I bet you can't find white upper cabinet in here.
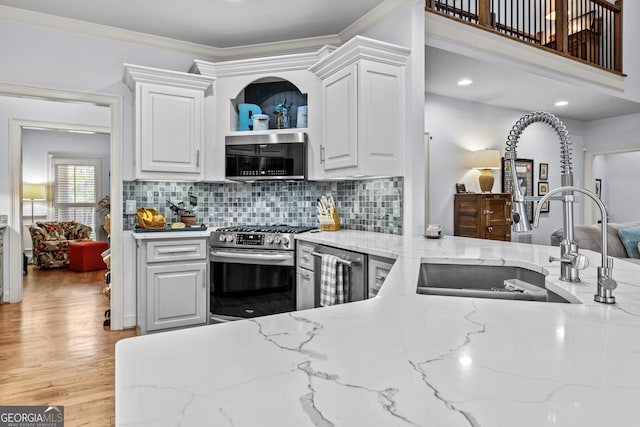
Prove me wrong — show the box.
[310,36,410,178]
[124,64,215,181]
[191,51,327,181]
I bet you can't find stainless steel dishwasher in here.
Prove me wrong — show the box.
[311,244,367,306]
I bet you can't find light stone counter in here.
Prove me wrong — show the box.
[130,228,211,240]
[116,230,640,426]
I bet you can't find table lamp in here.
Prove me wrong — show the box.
[23,183,46,223]
[472,150,501,193]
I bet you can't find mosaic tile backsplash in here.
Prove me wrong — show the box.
[123,177,403,234]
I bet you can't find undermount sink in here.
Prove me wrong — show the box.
[416,259,571,303]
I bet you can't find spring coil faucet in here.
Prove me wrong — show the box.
[504,111,616,303]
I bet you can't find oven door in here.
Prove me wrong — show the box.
[210,248,295,319]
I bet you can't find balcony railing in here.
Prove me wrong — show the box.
[426,0,623,73]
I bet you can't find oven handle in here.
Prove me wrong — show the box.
[210,249,294,266]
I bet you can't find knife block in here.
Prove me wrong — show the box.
[319,210,341,231]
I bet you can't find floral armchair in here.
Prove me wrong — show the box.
[29,221,92,269]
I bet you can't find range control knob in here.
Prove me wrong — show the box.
[218,234,227,242]
[274,236,281,245]
[225,234,234,242]
[265,235,274,244]
[281,236,290,248]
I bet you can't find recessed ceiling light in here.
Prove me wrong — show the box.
[457,79,473,86]
[555,100,568,106]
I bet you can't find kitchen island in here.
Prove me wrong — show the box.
[116,230,640,426]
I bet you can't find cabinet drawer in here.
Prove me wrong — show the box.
[296,241,315,270]
[483,225,511,241]
[146,239,207,263]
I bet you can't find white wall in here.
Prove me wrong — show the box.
[0,97,111,213]
[23,128,111,193]
[583,113,640,224]
[621,1,640,102]
[362,0,426,236]
[0,20,213,322]
[0,20,214,184]
[425,93,587,245]
[593,151,640,223]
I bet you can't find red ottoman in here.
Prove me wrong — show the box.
[69,241,109,272]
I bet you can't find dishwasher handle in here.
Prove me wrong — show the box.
[311,251,358,268]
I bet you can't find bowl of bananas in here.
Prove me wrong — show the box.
[136,208,167,229]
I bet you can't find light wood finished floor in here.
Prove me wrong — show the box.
[0,266,136,426]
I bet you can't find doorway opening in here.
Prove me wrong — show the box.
[2,83,125,330]
[585,147,640,225]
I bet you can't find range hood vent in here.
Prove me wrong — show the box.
[225,130,307,145]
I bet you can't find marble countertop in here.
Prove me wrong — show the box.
[130,228,211,240]
[116,231,640,426]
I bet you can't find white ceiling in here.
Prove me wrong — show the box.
[1,0,639,121]
[426,46,640,121]
[0,0,387,48]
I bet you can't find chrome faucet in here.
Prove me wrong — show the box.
[535,187,617,304]
[505,111,583,282]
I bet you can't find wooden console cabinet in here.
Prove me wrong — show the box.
[454,193,512,241]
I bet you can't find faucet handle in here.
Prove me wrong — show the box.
[570,253,589,270]
[599,276,618,291]
[549,252,589,270]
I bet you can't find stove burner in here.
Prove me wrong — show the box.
[216,225,315,234]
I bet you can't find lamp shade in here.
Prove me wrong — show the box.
[472,149,501,170]
[472,150,501,193]
[23,183,46,200]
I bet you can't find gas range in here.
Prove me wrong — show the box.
[210,225,315,250]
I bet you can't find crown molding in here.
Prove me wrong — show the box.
[0,5,222,59]
[191,45,336,78]
[339,0,415,42]
[309,36,410,79]
[123,63,215,93]
[0,2,411,64]
[212,35,340,61]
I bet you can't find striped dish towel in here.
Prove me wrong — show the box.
[319,254,345,306]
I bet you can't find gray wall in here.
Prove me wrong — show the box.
[426,94,587,245]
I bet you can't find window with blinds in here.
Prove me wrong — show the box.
[50,156,102,239]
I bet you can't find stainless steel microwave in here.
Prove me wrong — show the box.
[224,132,307,181]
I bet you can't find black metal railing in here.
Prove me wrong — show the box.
[426,0,623,73]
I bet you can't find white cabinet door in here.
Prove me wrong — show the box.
[138,83,203,177]
[359,61,403,166]
[311,36,409,178]
[296,268,315,310]
[146,262,207,332]
[321,63,358,171]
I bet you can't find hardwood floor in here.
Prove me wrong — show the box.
[0,266,136,426]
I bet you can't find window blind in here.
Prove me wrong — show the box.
[50,157,102,239]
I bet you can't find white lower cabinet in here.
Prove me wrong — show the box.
[296,241,316,310]
[145,262,207,332]
[367,255,395,298]
[296,269,315,310]
[135,235,209,334]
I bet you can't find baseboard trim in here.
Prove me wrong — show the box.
[123,314,137,329]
